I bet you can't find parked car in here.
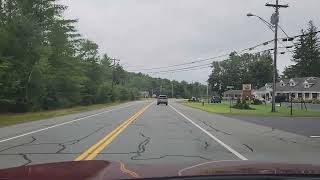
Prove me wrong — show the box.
[211,96,221,103]
[157,95,168,105]
[188,97,199,102]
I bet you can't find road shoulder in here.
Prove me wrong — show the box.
[0,101,142,141]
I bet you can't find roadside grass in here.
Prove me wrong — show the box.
[183,101,320,117]
[0,101,125,127]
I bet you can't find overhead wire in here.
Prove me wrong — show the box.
[147,63,212,74]
[128,39,275,72]
[150,66,211,74]
[127,30,320,74]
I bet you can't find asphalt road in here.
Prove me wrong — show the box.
[1,99,320,170]
[224,115,320,137]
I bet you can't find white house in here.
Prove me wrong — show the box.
[252,83,273,101]
[253,77,320,101]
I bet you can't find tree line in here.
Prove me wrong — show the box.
[208,52,273,95]
[0,0,206,112]
[208,21,320,95]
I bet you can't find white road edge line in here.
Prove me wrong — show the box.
[0,102,140,144]
[169,104,248,161]
[178,160,241,176]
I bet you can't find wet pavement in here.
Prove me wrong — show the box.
[0,100,320,169]
[223,115,320,137]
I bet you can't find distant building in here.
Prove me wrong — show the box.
[253,77,320,100]
[140,91,149,98]
[252,83,273,101]
[223,90,242,99]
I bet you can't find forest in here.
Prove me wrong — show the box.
[0,0,206,112]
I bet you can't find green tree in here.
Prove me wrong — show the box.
[208,52,273,95]
[284,21,320,78]
[0,0,208,112]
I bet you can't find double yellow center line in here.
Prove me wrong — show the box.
[75,102,153,161]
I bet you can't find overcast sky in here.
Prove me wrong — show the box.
[61,0,320,84]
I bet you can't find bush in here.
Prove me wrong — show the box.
[291,99,320,104]
[118,87,129,101]
[96,83,112,103]
[0,99,29,112]
[232,99,255,110]
[275,95,287,103]
[312,99,320,104]
[304,99,313,103]
[252,99,262,105]
[81,94,95,105]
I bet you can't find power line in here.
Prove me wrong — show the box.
[147,63,212,74]
[129,40,275,72]
[149,43,298,74]
[128,30,320,73]
[150,66,211,74]
[146,45,297,75]
[128,54,228,71]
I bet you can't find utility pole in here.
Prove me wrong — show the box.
[171,83,174,98]
[266,0,288,112]
[111,58,120,91]
[206,83,209,104]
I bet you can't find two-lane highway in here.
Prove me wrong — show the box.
[1,99,320,170]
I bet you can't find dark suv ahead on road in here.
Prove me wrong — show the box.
[157,95,168,105]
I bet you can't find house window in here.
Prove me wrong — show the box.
[312,93,317,99]
[305,93,310,99]
[289,79,296,86]
[305,84,309,88]
[298,93,302,98]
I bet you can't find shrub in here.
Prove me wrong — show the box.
[118,87,129,101]
[291,99,320,104]
[312,99,320,104]
[96,83,112,103]
[275,95,287,103]
[81,94,95,105]
[304,99,313,103]
[232,99,255,110]
[252,99,262,105]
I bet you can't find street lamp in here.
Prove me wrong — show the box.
[247,13,274,32]
[247,12,278,112]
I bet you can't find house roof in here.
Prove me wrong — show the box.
[255,83,272,91]
[276,77,320,92]
[257,77,320,92]
[224,90,242,95]
[257,86,267,91]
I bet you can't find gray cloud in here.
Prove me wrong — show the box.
[62,0,320,83]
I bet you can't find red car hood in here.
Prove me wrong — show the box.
[1,160,320,180]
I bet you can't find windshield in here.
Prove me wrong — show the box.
[1,0,320,179]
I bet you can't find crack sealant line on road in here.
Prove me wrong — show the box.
[0,102,143,144]
[169,104,248,161]
[310,136,320,138]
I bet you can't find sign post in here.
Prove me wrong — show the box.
[227,86,234,113]
[242,84,252,100]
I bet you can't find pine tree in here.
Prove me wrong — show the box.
[284,21,320,77]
